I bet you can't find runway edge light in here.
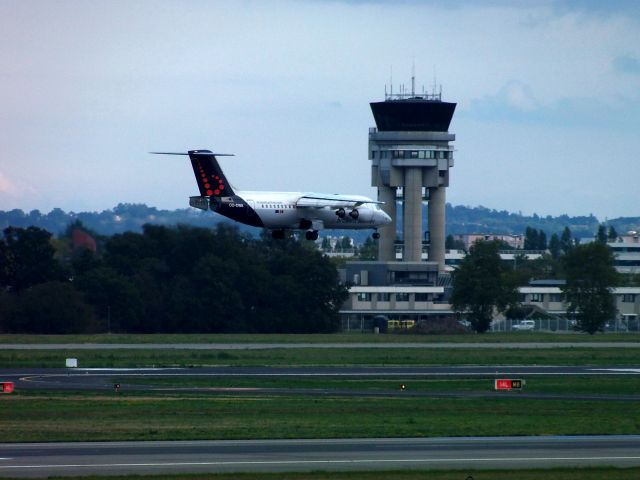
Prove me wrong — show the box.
[1,382,14,393]
[494,379,524,391]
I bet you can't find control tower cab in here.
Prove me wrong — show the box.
[369,85,456,270]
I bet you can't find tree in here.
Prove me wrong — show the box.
[445,234,466,251]
[595,225,608,244]
[561,242,619,334]
[0,227,66,290]
[548,233,562,259]
[0,281,96,333]
[608,226,618,242]
[560,227,574,255]
[538,230,547,250]
[358,237,378,260]
[451,241,518,333]
[524,227,539,250]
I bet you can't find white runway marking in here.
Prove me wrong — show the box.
[2,456,640,470]
[591,368,640,373]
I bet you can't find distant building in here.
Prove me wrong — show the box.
[452,233,524,250]
[339,271,640,332]
[608,232,640,274]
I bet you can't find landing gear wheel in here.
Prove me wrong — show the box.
[372,231,380,240]
[305,230,319,241]
[336,208,346,218]
[349,209,359,220]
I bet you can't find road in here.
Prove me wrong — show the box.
[1,436,640,477]
[1,342,640,349]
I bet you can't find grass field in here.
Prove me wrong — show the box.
[2,346,640,367]
[1,332,639,344]
[3,391,640,442]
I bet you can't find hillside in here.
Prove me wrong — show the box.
[1,203,639,243]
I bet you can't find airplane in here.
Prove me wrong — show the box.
[152,149,391,240]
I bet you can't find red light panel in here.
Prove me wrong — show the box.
[494,379,523,390]
[1,382,14,393]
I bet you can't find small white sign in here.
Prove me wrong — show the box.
[65,358,78,368]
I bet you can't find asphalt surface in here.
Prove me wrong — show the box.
[2,436,640,477]
[2,341,640,349]
[3,365,640,400]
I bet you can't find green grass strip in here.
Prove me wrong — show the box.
[2,346,640,368]
[3,393,640,442]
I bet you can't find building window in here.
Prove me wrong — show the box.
[549,293,563,302]
[530,293,544,302]
[371,151,376,159]
[622,294,636,303]
[395,292,410,302]
[378,292,391,302]
[356,292,371,302]
[415,293,429,302]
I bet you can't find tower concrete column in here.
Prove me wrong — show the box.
[428,186,446,271]
[403,167,423,262]
[377,186,396,262]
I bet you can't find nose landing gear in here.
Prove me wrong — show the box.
[372,230,380,240]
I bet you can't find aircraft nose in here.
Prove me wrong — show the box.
[380,211,392,225]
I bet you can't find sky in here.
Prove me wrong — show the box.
[1,0,639,219]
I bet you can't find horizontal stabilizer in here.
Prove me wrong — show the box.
[189,196,209,210]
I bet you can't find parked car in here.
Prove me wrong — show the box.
[512,320,535,331]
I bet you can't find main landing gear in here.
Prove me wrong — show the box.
[305,230,319,241]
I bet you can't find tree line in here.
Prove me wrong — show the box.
[450,238,620,334]
[0,224,347,334]
[4,203,639,243]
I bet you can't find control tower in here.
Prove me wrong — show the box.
[369,84,456,269]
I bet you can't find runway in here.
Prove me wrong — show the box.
[3,365,640,400]
[1,436,640,477]
[2,341,640,349]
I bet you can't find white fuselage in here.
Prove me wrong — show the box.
[238,190,389,230]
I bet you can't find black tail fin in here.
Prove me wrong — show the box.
[187,150,235,197]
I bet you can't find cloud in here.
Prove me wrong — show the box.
[0,171,18,195]
[614,55,640,75]
[465,79,640,131]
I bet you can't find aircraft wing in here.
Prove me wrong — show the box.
[296,193,383,209]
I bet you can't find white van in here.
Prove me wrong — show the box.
[513,320,535,331]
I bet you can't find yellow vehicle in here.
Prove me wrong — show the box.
[387,320,400,330]
[387,319,415,330]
